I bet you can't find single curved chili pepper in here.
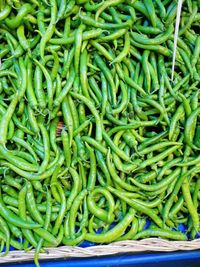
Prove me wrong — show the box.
[107,150,138,191]
[0,93,18,145]
[26,181,44,226]
[138,131,168,151]
[50,28,104,45]
[129,168,181,192]
[111,32,130,64]
[179,5,198,36]
[138,141,181,156]
[79,12,133,29]
[5,4,33,29]
[61,130,71,168]
[66,167,81,211]
[56,0,67,21]
[191,36,200,67]
[143,0,157,27]
[191,91,199,111]
[157,158,182,180]
[0,154,64,181]
[69,189,87,239]
[71,92,103,142]
[26,105,40,134]
[94,53,117,106]
[178,48,193,77]
[34,188,52,266]
[18,184,38,248]
[112,80,128,115]
[33,59,53,110]
[98,29,127,42]
[0,216,10,255]
[184,107,200,149]
[130,39,171,56]
[54,67,75,107]
[38,123,50,173]
[80,48,90,99]
[141,50,151,93]
[52,183,66,236]
[132,25,173,46]
[62,46,74,78]
[17,57,27,100]
[137,144,182,171]
[117,216,138,241]
[50,165,61,203]
[133,228,187,241]
[0,5,11,21]
[85,208,135,243]
[84,143,96,191]
[182,166,199,237]
[95,0,124,21]
[17,25,31,55]
[169,196,184,219]
[40,0,57,60]
[109,185,164,228]
[26,58,38,110]
[2,184,18,199]
[74,24,86,75]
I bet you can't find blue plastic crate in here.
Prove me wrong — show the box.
[1,250,200,267]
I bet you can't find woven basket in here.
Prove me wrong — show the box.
[1,238,200,264]
[1,0,198,264]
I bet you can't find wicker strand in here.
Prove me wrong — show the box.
[1,239,200,263]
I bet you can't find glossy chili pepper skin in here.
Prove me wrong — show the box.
[0,0,199,262]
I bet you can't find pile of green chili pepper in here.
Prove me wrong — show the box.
[0,0,200,265]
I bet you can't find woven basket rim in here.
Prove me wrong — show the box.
[1,238,200,264]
